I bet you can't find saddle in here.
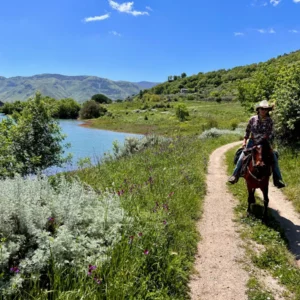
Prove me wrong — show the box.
[234,146,277,178]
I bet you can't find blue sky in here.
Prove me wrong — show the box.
[0,0,300,82]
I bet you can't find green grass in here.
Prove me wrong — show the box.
[85,100,248,136]
[42,135,237,299]
[278,148,300,213]
[226,147,300,300]
[247,277,274,300]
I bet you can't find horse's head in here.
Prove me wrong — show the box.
[251,140,272,178]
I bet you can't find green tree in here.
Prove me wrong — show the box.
[91,94,112,104]
[0,92,69,176]
[79,100,107,119]
[54,98,81,119]
[181,72,187,79]
[273,64,300,145]
[175,104,189,122]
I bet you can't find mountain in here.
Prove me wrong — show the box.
[0,74,159,103]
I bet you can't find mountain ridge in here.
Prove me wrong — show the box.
[0,74,159,103]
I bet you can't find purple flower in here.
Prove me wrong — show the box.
[138,232,143,237]
[163,204,169,211]
[163,220,167,225]
[10,266,20,273]
[87,271,92,276]
[94,277,102,284]
[88,265,97,271]
[144,249,149,255]
[48,217,55,222]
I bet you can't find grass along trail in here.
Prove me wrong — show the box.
[256,178,300,267]
[189,141,248,300]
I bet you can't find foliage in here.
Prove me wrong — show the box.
[109,135,168,160]
[52,98,81,119]
[91,94,112,104]
[273,64,300,145]
[199,127,243,139]
[1,97,81,119]
[175,103,189,121]
[181,73,187,79]
[79,100,107,119]
[0,92,69,177]
[0,175,127,297]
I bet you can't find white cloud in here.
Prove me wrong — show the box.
[108,0,149,16]
[258,28,276,34]
[289,29,299,33]
[109,30,122,36]
[270,0,281,6]
[83,13,110,23]
[146,6,153,11]
[234,32,244,36]
[293,0,300,3]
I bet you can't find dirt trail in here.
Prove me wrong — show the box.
[189,141,248,300]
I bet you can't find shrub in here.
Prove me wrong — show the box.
[273,64,300,145]
[79,100,107,119]
[91,94,112,104]
[199,128,243,139]
[109,135,167,160]
[0,176,128,296]
[175,104,189,122]
[230,118,239,130]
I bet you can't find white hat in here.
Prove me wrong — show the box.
[255,100,273,111]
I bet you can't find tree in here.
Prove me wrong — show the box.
[175,104,189,122]
[273,64,300,145]
[181,72,187,79]
[53,98,81,119]
[79,100,107,119]
[0,92,69,176]
[91,94,112,104]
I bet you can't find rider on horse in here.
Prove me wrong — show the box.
[228,100,285,189]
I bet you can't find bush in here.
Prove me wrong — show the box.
[199,128,243,139]
[79,100,107,119]
[230,118,239,130]
[53,98,81,119]
[91,94,112,104]
[0,176,128,296]
[273,64,300,145]
[175,104,189,122]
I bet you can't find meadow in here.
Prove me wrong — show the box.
[1,98,299,299]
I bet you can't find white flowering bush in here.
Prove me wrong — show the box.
[199,127,243,140]
[0,175,128,295]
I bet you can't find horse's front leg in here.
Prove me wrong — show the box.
[247,185,255,216]
[262,185,269,223]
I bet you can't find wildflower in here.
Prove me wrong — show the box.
[144,249,149,255]
[163,204,169,211]
[138,232,143,237]
[48,217,55,222]
[10,266,20,273]
[88,265,97,275]
[163,220,167,225]
[129,236,134,244]
[94,277,102,284]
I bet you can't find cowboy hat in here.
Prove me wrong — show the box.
[255,100,273,111]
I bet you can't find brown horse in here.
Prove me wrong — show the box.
[244,139,273,222]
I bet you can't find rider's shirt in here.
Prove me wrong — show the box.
[244,115,274,143]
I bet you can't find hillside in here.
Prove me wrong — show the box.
[0,74,159,103]
[149,50,300,100]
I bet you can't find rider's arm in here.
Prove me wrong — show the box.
[243,117,252,147]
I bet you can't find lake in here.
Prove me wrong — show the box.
[0,114,142,174]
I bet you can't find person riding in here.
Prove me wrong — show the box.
[228,100,285,188]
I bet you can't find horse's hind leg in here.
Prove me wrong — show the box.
[247,186,255,216]
[262,186,269,223]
